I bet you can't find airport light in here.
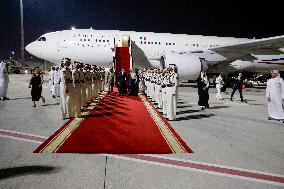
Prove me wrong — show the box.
[71,26,76,30]
[20,0,25,63]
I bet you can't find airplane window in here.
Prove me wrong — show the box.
[166,43,168,45]
[99,40,101,42]
[159,42,161,45]
[140,37,142,39]
[169,43,171,45]
[103,40,105,42]
[155,42,157,44]
[148,42,150,44]
[82,44,85,47]
[96,39,97,42]
[173,43,175,45]
[84,39,86,41]
[144,42,146,44]
[151,42,153,44]
[141,41,143,44]
[107,40,109,42]
[88,39,90,41]
[80,39,82,41]
[87,44,89,46]
[91,35,92,37]
[78,34,80,36]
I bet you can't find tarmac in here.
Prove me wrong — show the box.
[0,74,284,189]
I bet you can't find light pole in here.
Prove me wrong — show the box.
[20,0,25,63]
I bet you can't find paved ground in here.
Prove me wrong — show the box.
[0,74,283,189]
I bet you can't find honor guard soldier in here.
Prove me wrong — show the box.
[72,63,81,116]
[60,59,73,119]
[91,66,96,98]
[101,67,106,91]
[161,69,168,115]
[49,67,55,95]
[54,67,60,97]
[85,65,92,103]
[48,67,53,94]
[166,66,178,120]
[79,63,87,107]
[92,67,99,99]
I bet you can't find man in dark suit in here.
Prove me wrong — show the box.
[117,68,127,96]
[230,72,247,102]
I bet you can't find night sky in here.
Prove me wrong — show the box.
[0,0,283,59]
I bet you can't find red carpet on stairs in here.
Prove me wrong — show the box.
[34,88,192,154]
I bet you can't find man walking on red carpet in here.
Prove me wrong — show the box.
[118,68,127,96]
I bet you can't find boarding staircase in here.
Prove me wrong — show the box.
[114,47,131,76]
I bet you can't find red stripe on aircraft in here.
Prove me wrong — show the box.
[258,61,284,65]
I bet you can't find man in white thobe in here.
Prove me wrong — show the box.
[266,70,284,122]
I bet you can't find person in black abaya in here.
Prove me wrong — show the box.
[197,71,209,110]
[28,67,45,107]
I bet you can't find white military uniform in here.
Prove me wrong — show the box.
[50,70,56,97]
[53,69,60,97]
[79,68,87,107]
[85,70,92,103]
[215,75,224,100]
[161,74,168,115]
[166,72,178,120]
[48,69,53,93]
[72,68,81,117]
[0,62,9,98]
[60,67,73,119]
[266,76,284,120]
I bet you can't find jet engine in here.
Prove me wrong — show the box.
[161,53,205,80]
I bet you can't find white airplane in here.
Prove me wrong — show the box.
[25,28,284,80]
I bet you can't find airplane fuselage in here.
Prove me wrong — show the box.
[25,29,284,75]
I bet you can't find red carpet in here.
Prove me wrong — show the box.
[35,89,192,154]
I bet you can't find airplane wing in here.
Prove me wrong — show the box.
[210,35,284,61]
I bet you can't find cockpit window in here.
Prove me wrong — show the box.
[37,37,46,41]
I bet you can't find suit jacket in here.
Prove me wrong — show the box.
[118,72,127,86]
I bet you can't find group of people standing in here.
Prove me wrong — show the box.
[197,71,247,110]
[116,68,139,96]
[2,57,283,123]
[48,66,60,98]
[141,66,179,121]
[57,58,108,119]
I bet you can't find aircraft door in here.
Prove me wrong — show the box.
[122,35,130,47]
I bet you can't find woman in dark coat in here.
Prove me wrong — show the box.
[28,67,45,107]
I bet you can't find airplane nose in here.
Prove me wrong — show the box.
[25,44,31,52]
[25,42,36,55]
[25,43,32,53]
